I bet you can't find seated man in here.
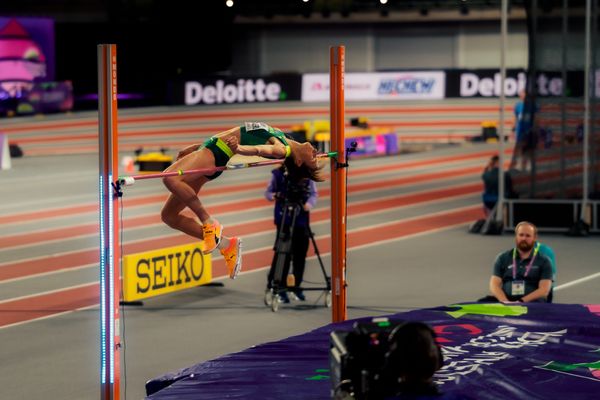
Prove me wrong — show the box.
[487,221,553,303]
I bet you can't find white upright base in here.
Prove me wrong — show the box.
[0,133,12,170]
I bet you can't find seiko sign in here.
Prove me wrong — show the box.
[134,249,205,294]
[185,79,282,105]
[460,72,527,97]
[122,243,212,301]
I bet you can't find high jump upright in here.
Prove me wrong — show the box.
[98,44,121,400]
[96,44,347,398]
[330,46,347,323]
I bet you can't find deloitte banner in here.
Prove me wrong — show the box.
[446,69,527,98]
[446,69,589,98]
[302,71,446,102]
[170,75,302,106]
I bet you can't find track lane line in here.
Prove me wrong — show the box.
[0,148,497,225]
[554,272,600,291]
[0,182,482,280]
[3,105,514,134]
[0,190,477,286]
[0,205,481,329]
[11,117,512,143]
[0,163,484,249]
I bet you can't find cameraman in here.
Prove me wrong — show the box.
[333,321,461,400]
[264,165,318,303]
[382,322,444,399]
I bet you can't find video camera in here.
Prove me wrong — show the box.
[282,175,310,205]
[330,318,405,400]
[330,318,443,400]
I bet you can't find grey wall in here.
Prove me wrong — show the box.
[376,31,456,70]
[230,21,528,75]
[534,32,589,70]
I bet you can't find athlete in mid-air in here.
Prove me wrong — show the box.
[161,122,324,279]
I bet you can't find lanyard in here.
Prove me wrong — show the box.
[512,242,540,280]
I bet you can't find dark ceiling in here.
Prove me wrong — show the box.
[2,0,581,24]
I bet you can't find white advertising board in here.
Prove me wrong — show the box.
[302,71,445,102]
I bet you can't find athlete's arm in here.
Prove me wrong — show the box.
[177,143,202,160]
[236,143,287,158]
[224,135,287,158]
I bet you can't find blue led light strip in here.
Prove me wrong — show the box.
[108,173,114,384]
[99,175,107,384]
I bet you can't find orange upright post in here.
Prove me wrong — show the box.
[98,44,121,400]
[330,46,347,323]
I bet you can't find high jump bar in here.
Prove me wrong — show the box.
[117,152,337,186]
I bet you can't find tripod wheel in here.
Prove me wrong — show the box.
[325,291,332,308]
[264,289,273,307]
[271,294,279,312]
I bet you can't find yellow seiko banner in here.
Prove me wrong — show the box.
[122,243,212,302]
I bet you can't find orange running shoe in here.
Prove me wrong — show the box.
[220,237,242,279]
[202,219,223,254]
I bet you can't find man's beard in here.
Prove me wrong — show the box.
[518,241,534,252]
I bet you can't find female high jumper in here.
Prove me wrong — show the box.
[161,122,324,280]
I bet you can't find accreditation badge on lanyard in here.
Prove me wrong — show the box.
[512,280,525,296]
[511,243,540,296]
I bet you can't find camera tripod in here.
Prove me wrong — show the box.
[263,199,332,312]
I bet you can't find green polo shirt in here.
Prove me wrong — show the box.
[493,248,553,299]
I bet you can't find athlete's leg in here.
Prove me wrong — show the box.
[162,145,237,257]
[161,178,206,239]
[162,148,215,224]
[161,177,231,248]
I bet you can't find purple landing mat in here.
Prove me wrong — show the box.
[146,303,600,399]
